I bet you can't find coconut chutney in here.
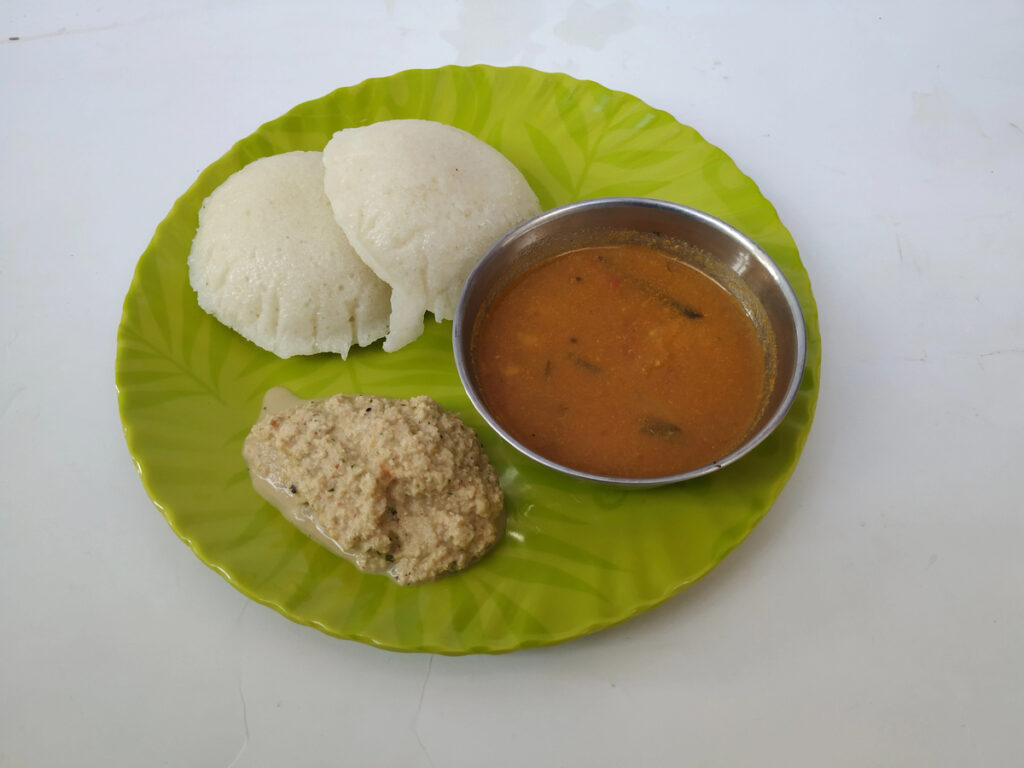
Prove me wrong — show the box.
[243,388,504,585]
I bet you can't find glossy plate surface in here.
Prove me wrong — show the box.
[116,65,821,654]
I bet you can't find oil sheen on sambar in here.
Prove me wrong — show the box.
[473,244,766,478]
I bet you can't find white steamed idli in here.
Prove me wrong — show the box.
[322,119,540,352]
[188,151,391,358]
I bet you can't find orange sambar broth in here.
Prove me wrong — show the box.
[472,244,766,478]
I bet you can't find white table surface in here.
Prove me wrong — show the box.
[3,1,1022,765]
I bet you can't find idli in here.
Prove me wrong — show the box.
[188,151,391,358]
[322,119,540,352]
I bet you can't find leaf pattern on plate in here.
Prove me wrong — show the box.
[116,65,821,654]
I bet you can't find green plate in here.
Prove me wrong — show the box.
[116,65,820,654]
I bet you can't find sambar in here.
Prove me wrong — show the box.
[473,244,766,478]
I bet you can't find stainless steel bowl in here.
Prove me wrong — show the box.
[453,197,806,487]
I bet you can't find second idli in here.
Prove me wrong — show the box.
[322,119,540,352]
